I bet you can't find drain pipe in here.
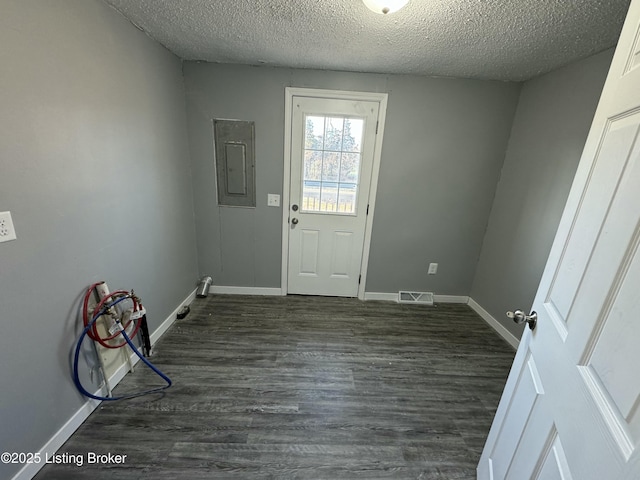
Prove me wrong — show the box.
[196,276,213,298]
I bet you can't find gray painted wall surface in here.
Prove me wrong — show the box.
[470,49,614,339]
[184,64,520,294]
[0,1,197,478]
[366,76,519,294]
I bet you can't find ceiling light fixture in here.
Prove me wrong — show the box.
[362,0,409,15]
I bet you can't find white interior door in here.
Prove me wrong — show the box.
[286,94,380,297]
[479,2,640,479]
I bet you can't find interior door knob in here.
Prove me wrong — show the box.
[291,218,299,225]
[507,309,537,330]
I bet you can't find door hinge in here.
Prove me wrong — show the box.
[375,121,379,134]
[358,274,361,284]
[366,204,369,215]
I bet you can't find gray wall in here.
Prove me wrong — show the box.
[0,1,197,478]
[470,49,614,339]
[184,64,521,294]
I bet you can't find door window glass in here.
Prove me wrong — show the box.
[302,115,363,214]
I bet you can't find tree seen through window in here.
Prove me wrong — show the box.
[303,116,363,213]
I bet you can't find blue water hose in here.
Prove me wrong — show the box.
[73,295,172,401]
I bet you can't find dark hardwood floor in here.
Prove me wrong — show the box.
[35,295,515,479]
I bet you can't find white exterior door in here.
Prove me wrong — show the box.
[479,2,640,479]
[286,93,382,297]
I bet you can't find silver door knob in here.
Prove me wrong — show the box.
[507,309,537,330]
[291,218,299,225]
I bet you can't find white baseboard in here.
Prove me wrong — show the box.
[363,292,469,304]
[12,288,197,480]
[211,289,467,304]
[211,285,284,296]
[434,295,469,304]
[363,293,519,349]
[11,396,101,480]
[363,292,398,302]
[468,297,520,350]
[150,288,197,343]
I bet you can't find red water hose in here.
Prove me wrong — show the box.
[82,282,102,342]
[82,284,142,349]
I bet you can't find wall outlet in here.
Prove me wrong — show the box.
[428,262,438,275]
[0,211,17,243]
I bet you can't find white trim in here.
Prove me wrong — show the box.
[363,292,469,304]
[434,295,469,304]
[285,87,389,102]
[363,292,399,302]
[11,397,100,480]
[210,285,284,296]
[151,288,197,343]
[467,297,520,350]
[11,288,197,480]
[358,93,388,300]
[281,87,389,300]
[280,88,294,297]
[363,293,519,348]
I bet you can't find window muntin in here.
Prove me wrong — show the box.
[302,115,364,214]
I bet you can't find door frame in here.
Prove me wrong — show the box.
[280,87,388,299]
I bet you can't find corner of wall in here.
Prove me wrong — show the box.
[468,298,520,350]
[469,82,523,300]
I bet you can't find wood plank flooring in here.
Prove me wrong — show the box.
[34,295,515,479]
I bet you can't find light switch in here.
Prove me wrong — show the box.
[267,194,280,207]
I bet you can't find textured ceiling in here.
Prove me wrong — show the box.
[103,0,631,81]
